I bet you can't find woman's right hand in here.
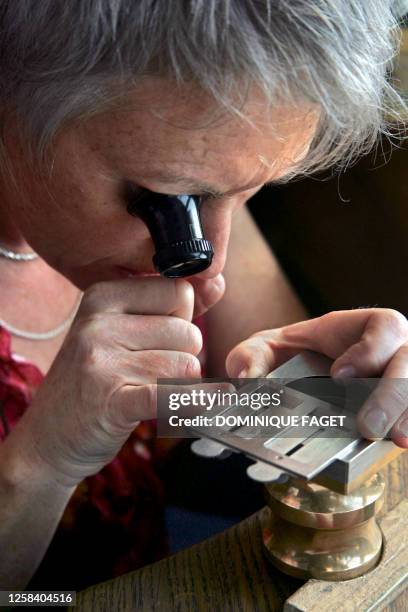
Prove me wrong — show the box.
[3,277,210,488]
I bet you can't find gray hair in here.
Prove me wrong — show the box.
[0,0,406,178]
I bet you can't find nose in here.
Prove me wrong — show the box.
[189,200,233,281]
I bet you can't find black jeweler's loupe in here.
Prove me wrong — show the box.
[127,190,214,278]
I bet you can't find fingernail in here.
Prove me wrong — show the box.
[247,365,264,378]
[333,364,357,379]
[362,406,388,437]
[237,368,248,378]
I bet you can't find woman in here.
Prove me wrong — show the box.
[0,0,407,591]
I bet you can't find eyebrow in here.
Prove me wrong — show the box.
[137,172,276,198]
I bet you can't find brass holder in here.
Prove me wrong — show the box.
[262,472,385,581]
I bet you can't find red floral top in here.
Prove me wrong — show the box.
[0,325,175,591]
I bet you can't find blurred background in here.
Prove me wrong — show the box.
[248,26,408,317]
[249,136,408,317]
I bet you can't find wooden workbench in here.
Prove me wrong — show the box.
[72,451,407,612]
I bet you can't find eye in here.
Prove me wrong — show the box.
[196,193,217,205]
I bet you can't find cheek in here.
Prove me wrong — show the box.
[21,172,151,267]
[47,165,149,245]
[199,199,238,277]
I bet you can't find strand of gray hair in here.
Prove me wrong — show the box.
[0,0,406,178]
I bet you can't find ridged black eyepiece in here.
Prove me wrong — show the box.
[127,191,214,278]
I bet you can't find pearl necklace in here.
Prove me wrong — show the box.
[0,296,82,341]
[0,242,81,340]
[0,244,39,261]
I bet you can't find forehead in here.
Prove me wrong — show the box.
[78,79,318,192]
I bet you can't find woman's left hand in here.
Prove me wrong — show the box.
[226,308,408,448]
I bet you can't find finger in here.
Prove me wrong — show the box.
[226,311,372,378]
[111,380,234,426]
[79,277,194,320]
[227,309,408,378]
[389,409,408,448]
[356,344,408,443]
[102,315,203,355]
[118,350,202,383]
[279,310,408,375]
[189,274,226,318]
[112,384,157,424]
[226,329,300,378]
[277,311,370,356]
[110,349,203,425]
[331,309,408,377]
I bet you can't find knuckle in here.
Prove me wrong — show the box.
[71,323,112,369]
[358,335,376,356]
[186,322,203,355]
[82,342,110,369]
[139,352,168,376]
[354,337,383,370]
[175,278,194,307]
[229,338,256,361]
[178,353,201,378]
[252,328,272,338]
[81,282,104,305]
[320,311,339,325]
[244,336,267,354]
[379,309,408,340]
[175,277,193,298]
[170,318,202,354]
[80,282,112,312]
[73,314,106,339]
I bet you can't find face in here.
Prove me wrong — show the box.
[2,80,318,291]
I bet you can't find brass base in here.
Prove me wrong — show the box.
[263,473,385,581]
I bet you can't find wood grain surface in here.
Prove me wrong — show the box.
[73,451,407,612]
